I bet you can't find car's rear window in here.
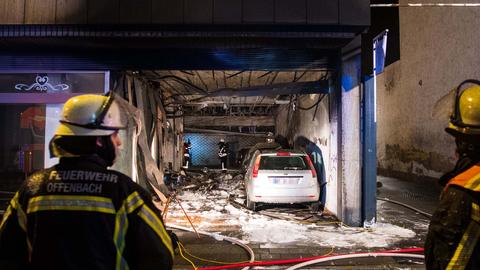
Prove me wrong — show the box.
[259,156,309,170]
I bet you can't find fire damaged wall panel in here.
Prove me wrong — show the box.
[163,117,183,171]
[242,0,274,23]
[213,0,242,24]
[275,94,336,218]
[275,0,306,24]
[306,0,338,24]
[152,0,184,24]
[185,0,213,24]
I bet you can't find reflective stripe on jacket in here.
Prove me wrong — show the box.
[446,164,480,192]
[445,202,480,270]
[425,164,480,270]
[0,156,173,270]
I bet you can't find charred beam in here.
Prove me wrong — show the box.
[184,116,274,127]
[184,127,267,137]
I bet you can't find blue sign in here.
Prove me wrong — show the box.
[374,30,388,76]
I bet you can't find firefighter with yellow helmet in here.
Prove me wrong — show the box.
[0,93,174,270]
[425,80,480,269]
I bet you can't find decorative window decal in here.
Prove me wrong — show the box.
[15,75,69,92]
[0,71,108,104]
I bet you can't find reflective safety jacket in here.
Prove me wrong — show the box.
[0,156,174,270]
[218,145,228,158]
[425,164,480,270]
[183,143,192,158]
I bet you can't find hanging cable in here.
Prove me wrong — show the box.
[377,197,433,218]
[312,97,320,121]
[167,224,255,270]
[178,241,256,265]
[178,241,199,269]
[151,73,209,95]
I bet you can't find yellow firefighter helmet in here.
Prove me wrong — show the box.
[447,80,480,136]
[55,93,125,136]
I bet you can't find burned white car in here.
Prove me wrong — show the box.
[244,149,320,211]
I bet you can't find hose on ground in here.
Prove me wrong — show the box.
[167,224,255,270]
[377,197,433,218]
[196,248,424,270]
[285,252,424,270]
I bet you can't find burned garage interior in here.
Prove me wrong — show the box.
[0,0,461,269]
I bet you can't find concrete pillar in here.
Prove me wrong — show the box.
[326,70,341,219]
[339,35,362,226]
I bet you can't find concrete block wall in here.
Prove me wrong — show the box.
[377,1,480,180]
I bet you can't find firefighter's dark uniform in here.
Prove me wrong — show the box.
[0,155,174,270]
[183,142,192,168]
[218,143,228,168]
[425,163,480,270]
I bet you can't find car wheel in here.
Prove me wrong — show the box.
[246,196,257,211]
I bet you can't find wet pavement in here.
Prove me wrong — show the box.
[376,176,441,250]
[167,171,441,270]
[0,170,441,269]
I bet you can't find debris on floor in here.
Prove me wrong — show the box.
[164,170,423,249]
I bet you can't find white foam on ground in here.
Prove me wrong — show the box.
[173,189,417,248]
[235,212,415,247]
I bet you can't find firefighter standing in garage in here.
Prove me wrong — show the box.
[218,139,228,171]
[182,139,192,169]
[425,80,480,269]
[0,93,174,270]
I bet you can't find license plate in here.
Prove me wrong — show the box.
[271,178,299,184]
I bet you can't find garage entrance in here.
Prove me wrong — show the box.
[0,1,372,226]
[105,56,365,226]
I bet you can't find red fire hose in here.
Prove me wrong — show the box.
[196,247,424,270]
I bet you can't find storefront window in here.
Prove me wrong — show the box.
[0,104,46,191]
[0,71,109,194]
